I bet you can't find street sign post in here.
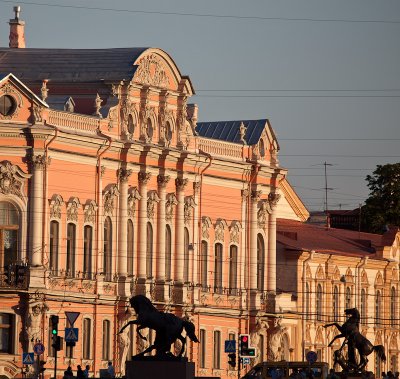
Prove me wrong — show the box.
[33,343,45,355]
[22,352,35,365]
[65,312,80,326]
[306,351,318,364]
[224,340,236,353]
[65,328,79,342]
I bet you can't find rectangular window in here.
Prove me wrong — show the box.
[102,320,111,360]
[229,245,238,295]
[66,223,76,277]
[49,221,59,275]
[83,226,92,279]
[199,329,206,368]
[213,330,221,369]
[214,244,223,294]
[48,317,55,357]
[0,313,14,353]
[200,241,208,291]
[228,332,236,371]
[83,318,91,359]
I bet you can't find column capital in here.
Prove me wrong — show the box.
[30,154,50,170]
[241,189,249,201]
[157,174,170,188]
[138,171,151,185]
[268,192,281,209]
[175,178,188,191]
[251,190,262,203]
[193,181,201,194]
[118,168,133,183]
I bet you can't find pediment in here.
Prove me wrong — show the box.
[0,73,48,122]
[132,49,194,94]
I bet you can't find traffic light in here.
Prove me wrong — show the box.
[52,336,62,351]
[239,334,249,356]
[50,315,59,336]
[38,360,46,373]
[239,334,257,358]
[228,353,237,367]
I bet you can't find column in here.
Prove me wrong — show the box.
[156,174,170,281]
[117,168,132,277]
[175,177,188,283]
[30,154,46,267]
[192,182,201,284]
[267,192,280,292]
[250,190,261,290]
[137,172,151,278]
[240,189,248,291]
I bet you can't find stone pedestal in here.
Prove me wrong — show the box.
[126,357,194,379]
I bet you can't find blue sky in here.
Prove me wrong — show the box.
[1,0,399,211]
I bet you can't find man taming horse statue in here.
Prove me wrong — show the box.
[324,308,386,373]
[119,295,199,358]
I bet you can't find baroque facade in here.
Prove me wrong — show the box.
[1,8,400,379]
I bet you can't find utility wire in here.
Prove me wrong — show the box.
[0,0,400,24]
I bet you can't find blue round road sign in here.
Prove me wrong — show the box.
[33,342,45,355]
[306,351,317,364]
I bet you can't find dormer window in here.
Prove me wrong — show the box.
[0,95,16,116]
[258,139,265,157]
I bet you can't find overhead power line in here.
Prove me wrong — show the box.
[0,0,400,24]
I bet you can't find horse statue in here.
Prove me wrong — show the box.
[325,308,386,372]
[118,295,199,358]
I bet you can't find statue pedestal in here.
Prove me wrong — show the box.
[126,357,195,379]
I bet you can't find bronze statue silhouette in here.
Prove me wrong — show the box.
[325,308,386,372]
[119,295,199,358]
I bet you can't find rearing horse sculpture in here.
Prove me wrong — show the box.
[119,295,199,357]
[324,308,360,347]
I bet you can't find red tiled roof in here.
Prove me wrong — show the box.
[277,218,395,257]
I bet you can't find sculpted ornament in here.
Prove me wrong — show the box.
[84,200,97,224]
[201,217,211,239]
[0,161,24,199]
[184,196,196,224]
[49,195,64,220]
[134,54,169,88]
[128,187,141,218]
[268,318,287,362]
[157,174,170,188]
[118,168,133,183]
[25,301,48,352]
[251,190,262,203]
[165,193,178,222]
[175,177,188,191]
[147,191,160,219]
[103,185,119,216]
[268,192,281,208]
[138,172,151,185]
[66,197,80,222]
[32,104,43,124]
[30,154,49,170]
[258,200,270,228]
[229,223,240,244]
[214,221,225,242]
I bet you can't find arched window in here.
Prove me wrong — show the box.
[146,222,153,278]
[49,220,59,275]
[127,114,135,135]
[66,223,76,277]
[316,284,323,321]
[214,243,223,294]
[257,234,265,292]
[127,220,134,276]
[165,121,172,143]
[345,287,352,309]
[184,228,190,283]
[102,320,111,360]
[213,330,221,369]
[258,139,265,157]
[390,287,396,327]
[375,290,382,326]
[103,217,112,281]
[305,282,310,320]
[333,286,339,322]
[229,245,238,295]
[147,118,153,140]
[200,241,208,290]
[0,202,19,268]
[361,289,367,325]
[83,225,92,279]
[165,225,172,281]
[83,318,91,359]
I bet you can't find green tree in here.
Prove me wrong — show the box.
[361,163,400,233]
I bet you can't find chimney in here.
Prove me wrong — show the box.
[9,6,26,48]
